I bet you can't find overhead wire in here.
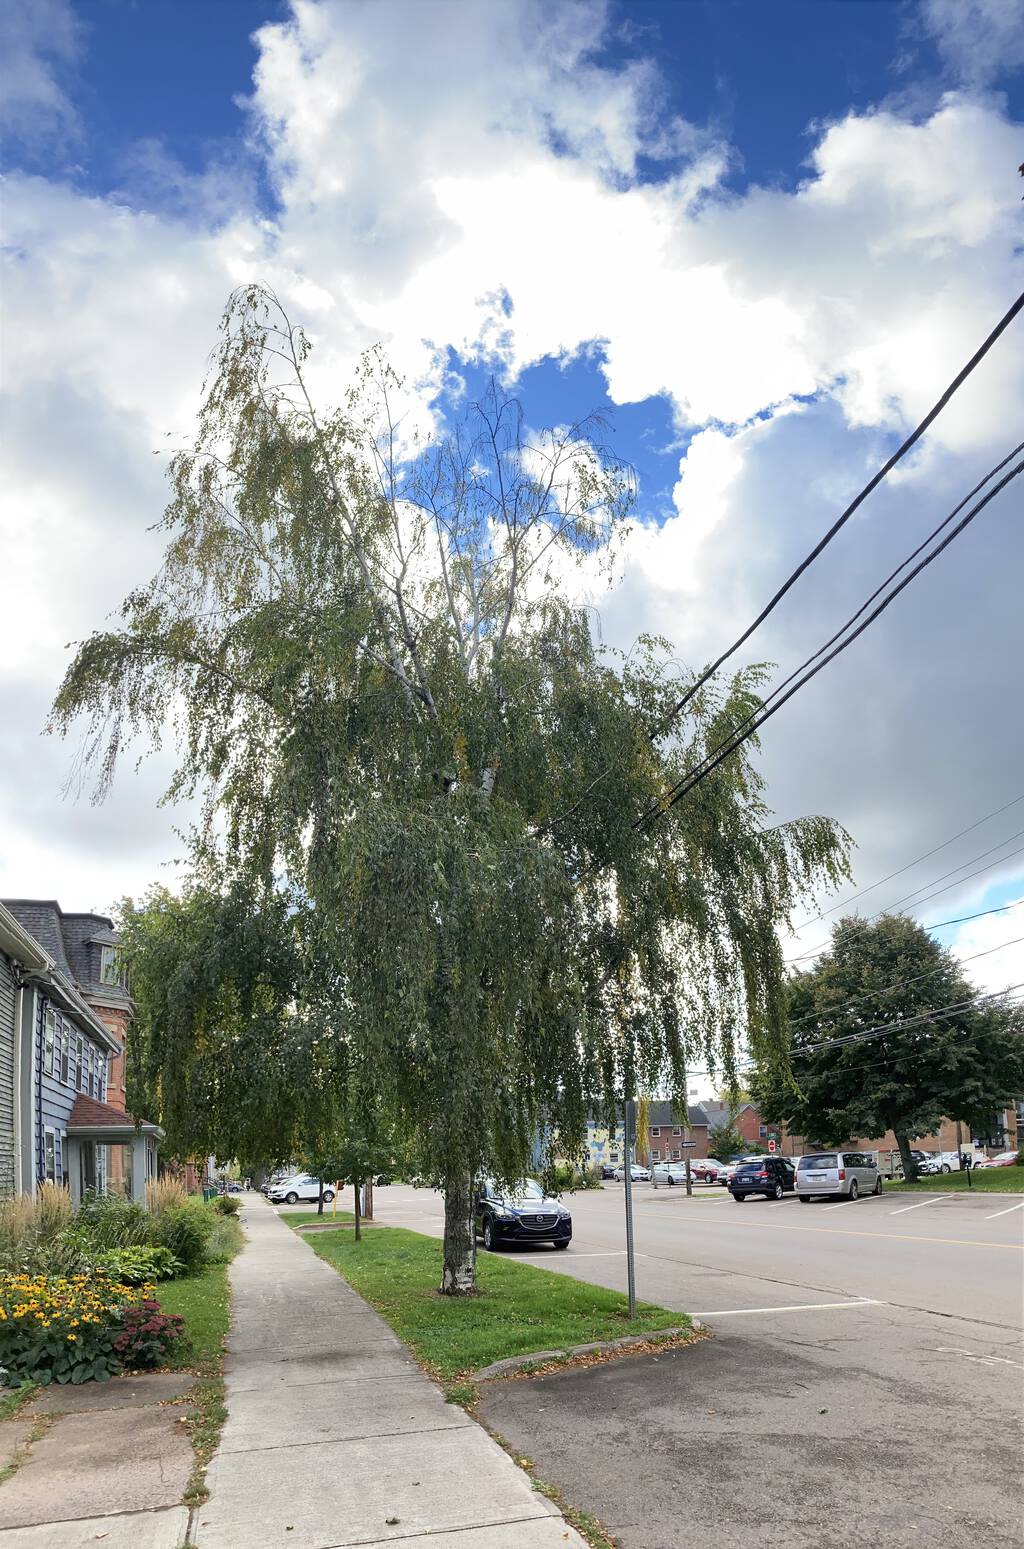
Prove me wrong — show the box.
[636,453,1024,830]
[649,288,1024,740]
[792,790,1024,931]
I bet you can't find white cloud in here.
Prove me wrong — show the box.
[1,0,1023,922]
[948,896,1024,996]
[920,0,1024,90]
[0,0,82,152]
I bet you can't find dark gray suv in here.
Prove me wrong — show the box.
[728,1156,795,1201]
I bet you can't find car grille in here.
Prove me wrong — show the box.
[520,1213,559,1230]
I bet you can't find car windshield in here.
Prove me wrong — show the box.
[799,1155,837,1169]
[737,1161,766,1173]
[495,1179,545,1203]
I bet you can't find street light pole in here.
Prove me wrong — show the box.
[623,1098,637,1319]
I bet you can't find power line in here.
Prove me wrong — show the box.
[788,932,1024,1030]
[650,289,1024,740]
[786,834,1024,964]
[788,981,1024,1056]
[793,790,1024,931]
[638,453,1024,829]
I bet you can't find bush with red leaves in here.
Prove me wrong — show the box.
[111,1299,186,1369]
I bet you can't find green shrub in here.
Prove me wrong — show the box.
[151,1201,214,1275]
[207,1214,244,1264]
[546,1162,600,1193]
[212,1194,241,1215]
[75,1193,151,1250]
[92,1245,182,1285]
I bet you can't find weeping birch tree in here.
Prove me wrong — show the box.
[51,284,850,1293]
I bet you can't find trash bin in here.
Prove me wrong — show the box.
[202,1186,218,1203]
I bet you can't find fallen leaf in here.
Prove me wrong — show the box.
[386,1517,400,1526]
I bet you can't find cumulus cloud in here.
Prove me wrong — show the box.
[1,0,1022,929]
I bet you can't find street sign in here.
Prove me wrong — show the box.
[681,1140,697,1147]
[767,1138,777,1153]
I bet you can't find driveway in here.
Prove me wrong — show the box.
[359,1184,1023,1549]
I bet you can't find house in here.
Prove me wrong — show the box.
[579,1101,710,1170]
[701,1097,1020,1162]
[647,1101,709,1161]
[702,1099,773,1151]
[0,900,162,1202]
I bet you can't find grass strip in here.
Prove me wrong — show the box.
[279,1208,356,1225]
[0,1382,37,1422]
[156,1215,244,1504]
[884,1170,1024,1193]
[294,1221,687,1380]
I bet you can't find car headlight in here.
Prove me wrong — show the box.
[492,1205,513,1218]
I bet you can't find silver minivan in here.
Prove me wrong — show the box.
[795,1151,881,1202]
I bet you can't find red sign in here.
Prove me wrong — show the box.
[767,1138,777,1153]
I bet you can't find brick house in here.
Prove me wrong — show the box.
[702,1099,771,1151]
[647,1101,709,1161]
[703,1098,1020,1162]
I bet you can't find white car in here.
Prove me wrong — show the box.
[268,1174,336,1205]
[651,1162,690,1185]
[612,1164,651,1182]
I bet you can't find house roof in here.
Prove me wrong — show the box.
[1,899,132,1013]
[589,1101,709,1130]
[702,1099,754,1132]
[67,1094,162,1137]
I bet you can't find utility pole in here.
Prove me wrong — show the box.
[623,1098,637,1319]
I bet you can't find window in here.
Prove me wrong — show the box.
[43,1128,57,1183]
[43,1008,56,1077]
[87,1046,97,1098]
[100,1057,108,1102]
[672,1126,682,1136]
[100,946,126,987]
[75,1033,84,1090]
[650,1127,661,1137]
[609,1152,619,1164]
[759,1124,768,1138]
[672,1148,681,1160]
[651,1148,661,1160]
[60,1018,71,1083]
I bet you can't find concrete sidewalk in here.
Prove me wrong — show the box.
[195,1197,586,1549]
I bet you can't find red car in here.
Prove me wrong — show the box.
[689,1159,727,1183]
[974,1150,1019,1169]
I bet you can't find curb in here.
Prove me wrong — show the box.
[469,1322,701,1381]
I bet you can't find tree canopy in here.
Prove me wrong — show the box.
[753,914,1024,1180]
[53,284,851,1290]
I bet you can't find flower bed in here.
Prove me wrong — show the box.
[0,1271,184,1386]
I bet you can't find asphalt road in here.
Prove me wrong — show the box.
[342,1182,1024,1549]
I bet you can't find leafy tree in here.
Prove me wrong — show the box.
[707,1119,748,1162]
[754,915,1024,1181]
[52,285,850,1293]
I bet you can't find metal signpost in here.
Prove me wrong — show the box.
[623,1098,637,1319]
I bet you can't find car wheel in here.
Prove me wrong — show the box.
[799,1195,811,1203]
[733,1192,746,1203]
[772,1182,784,1200]
[285,1191,299,1205]
[554,1240,570,1250]
[483,1218,496,1251]
[321,1189,335,1203]
[873,1176,883,1195]
[848,1180,859,1200]
[667,1175,675,1186]
[941,1163,951,1174]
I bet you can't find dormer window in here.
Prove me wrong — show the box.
[99,945,126,988]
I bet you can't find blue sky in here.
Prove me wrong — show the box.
[2,0,1023,1004]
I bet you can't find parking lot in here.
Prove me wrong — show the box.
[327,1181,1024,1549]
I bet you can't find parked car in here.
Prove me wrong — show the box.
[612,1164,651,1182]
[690,1159,727,1184]
[910,1149,941,1175]
[728,1156,795,1201]
[722,1156,761,1186]
[475,1178,572,1251]
[795,1151,881,1201]
[651,1162,689,1185]
[601,1163,619,1180]
[267,1174,336,1205]
[974,1150,1020,1169]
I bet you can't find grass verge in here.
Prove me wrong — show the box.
[293,1222,688,1381]
[156,1213,244,1505]
[0,1382,37,1422]
[279,1208,356,1226]
[885,1169,1024,1193]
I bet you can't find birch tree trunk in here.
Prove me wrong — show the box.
[441,1173,477,1295]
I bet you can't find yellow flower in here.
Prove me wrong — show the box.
[67,1333,77,1342]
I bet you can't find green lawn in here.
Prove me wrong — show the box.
[157,1215,245,1373]
[885,1168,1024,1194]
[293,1223,687,1380]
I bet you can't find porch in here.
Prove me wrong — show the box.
[65,1094,163,1205]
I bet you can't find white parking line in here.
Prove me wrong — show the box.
[822,1200,852,1211]
[697,1299,883,1317]
[889,1196,944,1215]
[984,1200,1024,1220]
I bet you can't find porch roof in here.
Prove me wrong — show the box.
[66,1094,163,1141]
